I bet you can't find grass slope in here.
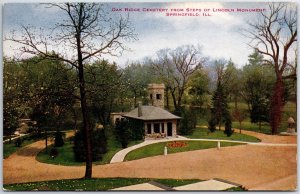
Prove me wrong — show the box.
[125,140,243,161]
[186,127,261,142]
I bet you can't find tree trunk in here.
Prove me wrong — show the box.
[78,65,93,178]
[239,121,242,134]
[75,10,93,177]
[270,77,284,135]
[171,90,177,111]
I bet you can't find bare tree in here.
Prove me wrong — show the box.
[5,3,136,178]
[244,3,297,134]
[152,45,206,112]
[232,109,247,134]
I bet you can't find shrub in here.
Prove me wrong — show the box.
[224,118,234,137]
[15,138,23,147]
[208,117,217,133]
[128,119,144,141]
[50,147,58,158]
[115,119,130,148]
[54,131,65,147]
[73,128,107,162]
[92,128,107,160]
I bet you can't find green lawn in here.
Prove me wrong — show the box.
[186,127,261,142]
[4,131,67,159]
[230,101,296,134]
[232,120,271,134]
[125,140,244,161]
[36,140,83,166]
[225,186,247,191]
[4,138,36,159]
[36,131,142,166]
[4,178,201,191]
[155,179,201,188]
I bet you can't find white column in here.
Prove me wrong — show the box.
[151,123,154,134]
[172,120,177,137]
[159,123,162,134]
[164,122,168,136]
[144,122,147,135]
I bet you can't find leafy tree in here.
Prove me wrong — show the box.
[224,60,241,109]
[6,3,136,178]
[3,58,29,141]
[22,56,76,151]
[122,63,154,107]
[245,3,297,134]
[188,69,211,109]
[250,96,270,130]
[179,108,196,135]
[241,50,275,130]
[211,81,230,131]
[86,60,122,126]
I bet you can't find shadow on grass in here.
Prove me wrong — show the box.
[16,146,44,157]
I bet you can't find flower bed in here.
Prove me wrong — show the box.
[167,141,187,148]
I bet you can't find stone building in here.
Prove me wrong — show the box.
[122,83,181,138]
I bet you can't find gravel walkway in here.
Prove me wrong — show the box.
[3,130,297,190]
[110,136,189,163]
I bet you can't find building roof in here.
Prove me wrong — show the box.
[123,106,181,121]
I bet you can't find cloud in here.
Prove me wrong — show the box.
[3,2,265,68]
[142,2,244,31]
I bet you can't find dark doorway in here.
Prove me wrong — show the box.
[147,124,151,134]
[167,122,172,136]
[154,123,160,133]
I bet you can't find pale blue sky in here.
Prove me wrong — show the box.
[2,2,287,68]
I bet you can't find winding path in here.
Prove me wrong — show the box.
[110,129,297,163]
[3,129,297,190]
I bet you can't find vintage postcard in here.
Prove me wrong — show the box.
[2,1,297,191]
